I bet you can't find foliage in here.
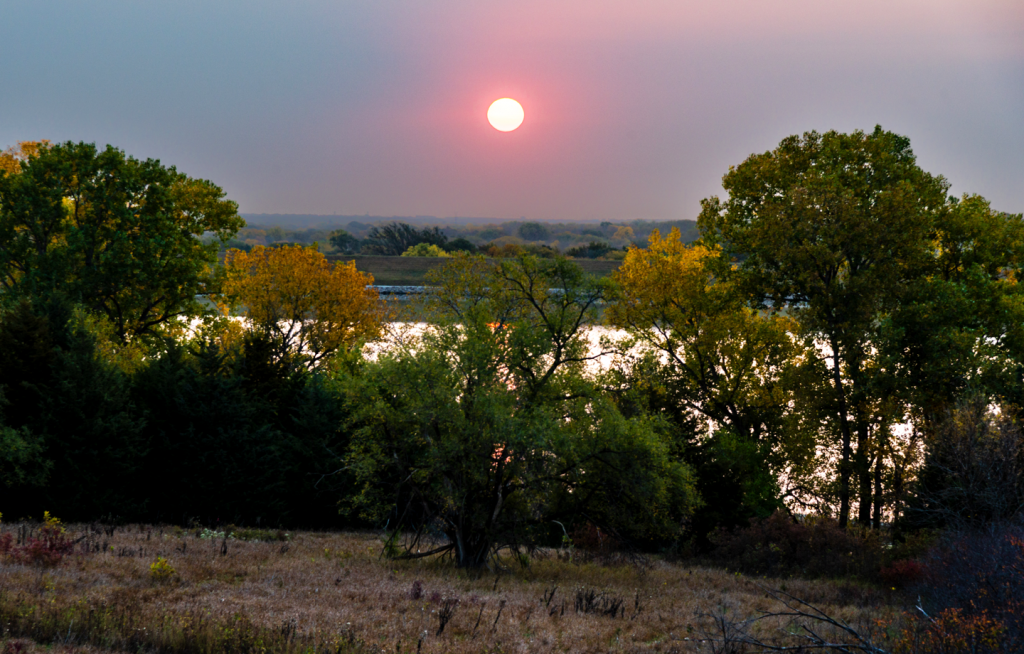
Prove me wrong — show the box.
[0,141,49,175]
[128,337,351,527]
[565,241,613,259]
[708,511,884,579]
[893,525,1024,652]
[516,222,550,241]
[698,126,954,528]
[360,221,447,255]
[0,297,146,521]
[401,243,450,257]
[220,245,383,369]
[0,141,243,342]
[879,194,1024,426]
[339,255,698,567]
[149,556,176,581]
[9,512,75,567]
[328,228,360,254]
[607,228,811,542]
[443,236,477,253]
[906,397,1023,529]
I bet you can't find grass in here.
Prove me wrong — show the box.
[328,256,622,286]
[0,524,904,654]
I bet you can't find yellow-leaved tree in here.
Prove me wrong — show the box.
[219,245,384,368]
[607,228,815,536]
[0,140,49,174]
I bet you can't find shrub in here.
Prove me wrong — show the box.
[708,511,884,579]
[570,523,620,557]
[909,524,1024,649]
[149,556,176,581]
[879,559,924,588]
[10,512,75,567]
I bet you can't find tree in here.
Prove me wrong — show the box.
[328,229,360,254]
[219,245,384,369]
[360,222,447,255]
[908,397,1024,529]
[444,237,477,253]
[698,126,949,527]
[0,140,49,175]
[0,141,243,342]
[566,241,612,259]
[607,228,811,540]
[401,243,450,257]
[0,296,146,520]
[879,194,1024,424]
[341,255,698,567]
[516,221,550,241]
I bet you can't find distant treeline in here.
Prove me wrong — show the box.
[219,218,700,260]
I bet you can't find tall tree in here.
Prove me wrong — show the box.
[360,222,447,255]
[698,126,949,527]
[0,141,243,342]
[341,255,698,567]
[607,228,812,539]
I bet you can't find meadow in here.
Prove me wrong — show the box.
[0,522,899,654]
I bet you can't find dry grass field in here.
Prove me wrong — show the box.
[327,256,622,286]
[0,524,903,654]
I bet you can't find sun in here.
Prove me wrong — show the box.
[487,98,524,132]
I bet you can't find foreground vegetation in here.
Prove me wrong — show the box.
[3,518,1020,654]
[2,128,1023,651]
[0,520,976,654]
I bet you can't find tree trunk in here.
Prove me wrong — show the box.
[829,334,854,528]
[856,416,872,526]
[872,449,883,530]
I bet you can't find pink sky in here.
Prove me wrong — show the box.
[1,0,1021,221]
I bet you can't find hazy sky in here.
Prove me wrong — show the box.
[2,1,1022,221]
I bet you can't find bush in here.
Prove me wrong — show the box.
[708,511,884,579]
[909,524,1024,649]
[149,556,176,581]
[570,523,621,559]
[879,559,924,588]
[9,512,75,568]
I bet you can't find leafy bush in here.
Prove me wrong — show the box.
[708,511,884,579]
[909,524,1024,650]
[570,523,620,557]
[149,556,176,581]
[10,512,75,567]
[879,559,924,588]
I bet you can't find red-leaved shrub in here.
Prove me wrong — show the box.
[880,559,924,588]
[10,513,75,567]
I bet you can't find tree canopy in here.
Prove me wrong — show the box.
[697,126,1023,527]
[219,245,384,369]
[340,255,699,567]
[0,141,243,342]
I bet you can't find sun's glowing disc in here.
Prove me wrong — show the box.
[487,98,524,132]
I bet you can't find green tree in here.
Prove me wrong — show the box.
[328,229,360,254]
[880,194,1024,422]
[0,142,243,342]
[360,222,447,255]
[698,126,949,527]
[0,297,146,520]
[517,221,550,241]
[340,255,698,567]
[607,228,812,541]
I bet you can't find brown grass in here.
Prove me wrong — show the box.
[0,524,900,654]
